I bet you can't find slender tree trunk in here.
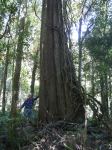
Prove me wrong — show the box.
[108,69,112,100]
[100,73,109,118]
[30,49,39,96]
[91,59,96,118]
[0,68,4,99]
[0,80,3,98]
[108,69,112,117]
[38,0,85,124]
[2,41,10,113]
[78,17,83,85]
[91,60,95,97]
[11,17,25,117]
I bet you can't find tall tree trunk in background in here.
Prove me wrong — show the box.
[78,17,83,85]
[2,41,10,113]
[30,49,39,96]
[100,73,109,118]
[108,69,112,117]
[0,68,4,99]
[11,17,25,117]
[38,0,85,124]
[0,80,3,99]
[91,59,96,118]
[108,69,112,99]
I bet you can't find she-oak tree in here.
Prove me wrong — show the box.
[38,0,85,123]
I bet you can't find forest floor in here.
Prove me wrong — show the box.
[20,121,112,150]
[0,115,112,150]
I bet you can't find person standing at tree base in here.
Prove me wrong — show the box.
[20,94,39,120]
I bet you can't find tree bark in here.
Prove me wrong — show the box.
[100,73,109,118]
[11,17,25,117]
[78,17,83,85]
[38,0,85,124]
[2,40,10,113]
[0,65,4,99]
[91,59,96,119]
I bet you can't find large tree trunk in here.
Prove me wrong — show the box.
[2,40,10,113]
[11,17,25,117]
[38,0,85,123]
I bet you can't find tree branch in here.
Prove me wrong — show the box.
[0,14,11,39]
[33,1,41,21]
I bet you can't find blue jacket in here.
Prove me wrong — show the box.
[21,96,39,109]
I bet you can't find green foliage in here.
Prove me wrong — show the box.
[0,41,7,52]
[20,68,30,93]
[34,85,39,96]
[0,111,30,149]
[83,62,90,72]
[0,0,18,31]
